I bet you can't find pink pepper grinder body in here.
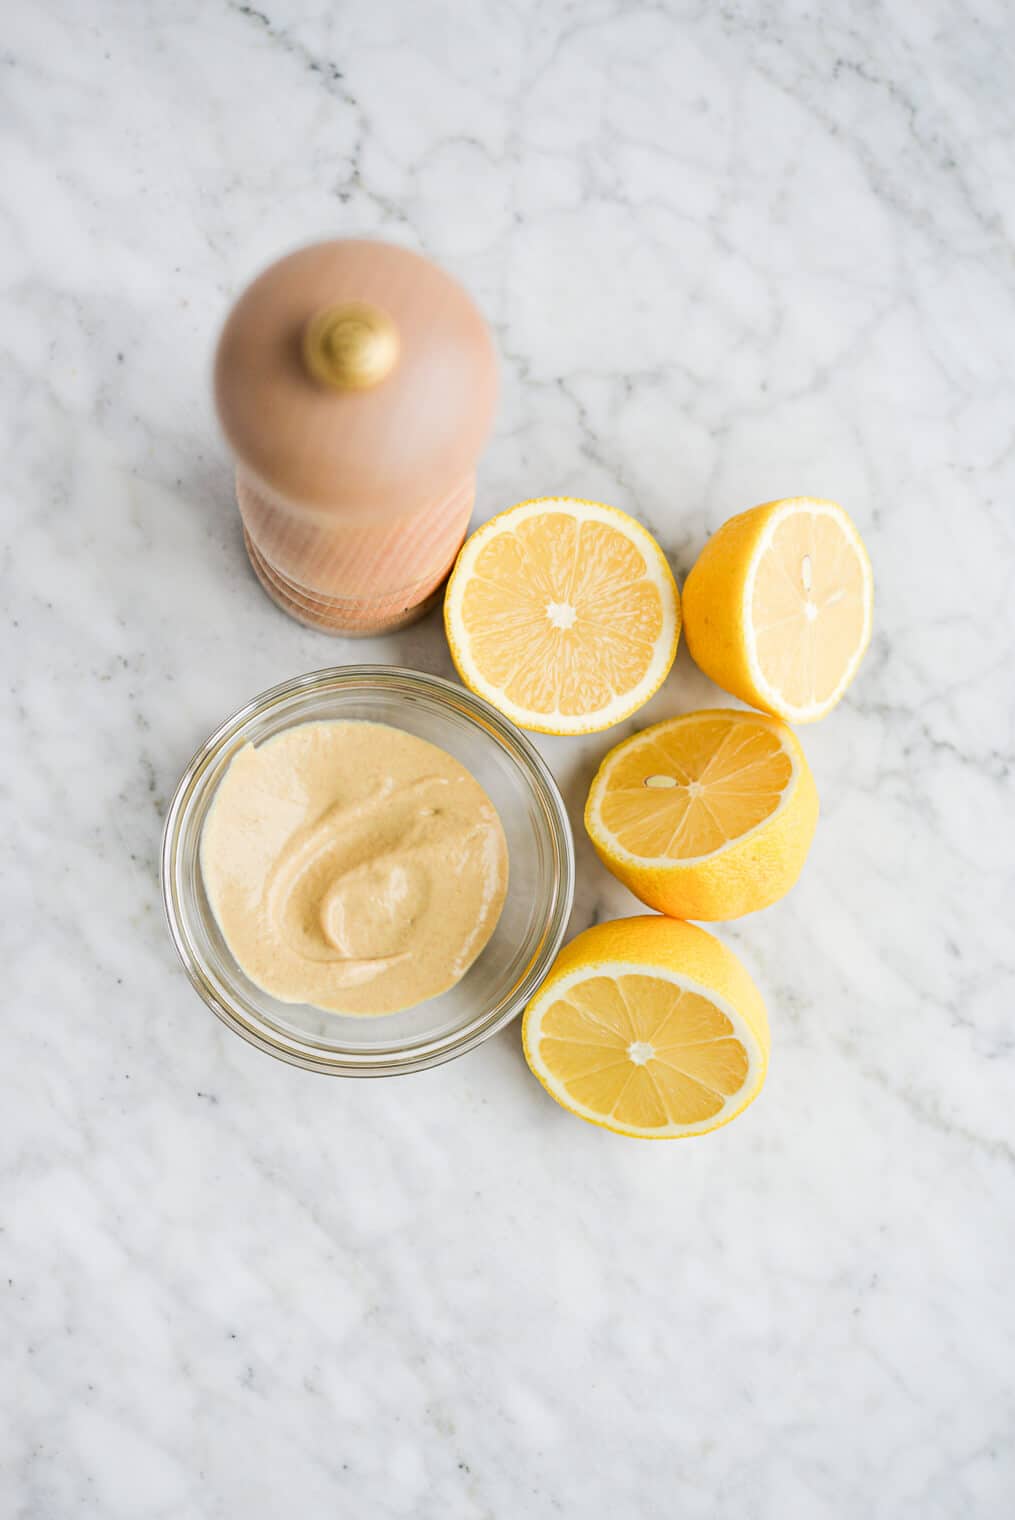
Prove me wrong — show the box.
[214,238,497,634]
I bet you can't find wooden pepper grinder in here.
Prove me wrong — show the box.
[214,239,497,634]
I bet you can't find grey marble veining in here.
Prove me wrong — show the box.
[3,2,1014,1516]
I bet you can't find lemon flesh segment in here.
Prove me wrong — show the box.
[444,498,680,735]
[584,709,818,920]
[523,918,768,1139]
[683,497,873,724]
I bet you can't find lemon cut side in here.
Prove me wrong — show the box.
[683,497,873,724]
[585,709,818,921]
[444,498,680,735]
[523,917,768,1139]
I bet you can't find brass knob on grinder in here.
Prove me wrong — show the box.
[302,302,399,391]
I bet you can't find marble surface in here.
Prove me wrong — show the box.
[4,2,1014,1515]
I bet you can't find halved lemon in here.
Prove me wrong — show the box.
[523,916,768,1139]
[444,498,680,734]
[682,497,874,723]
[585,708,818,920]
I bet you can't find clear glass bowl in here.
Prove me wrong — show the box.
[161,666,575,1075]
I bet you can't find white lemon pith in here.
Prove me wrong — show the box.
[682,497,874,724]
[585,709,819,921]
[444,497,680,735]
[523,917,768,1139]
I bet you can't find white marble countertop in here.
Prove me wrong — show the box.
[5,3,1014,1516]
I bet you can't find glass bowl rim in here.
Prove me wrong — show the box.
[160,664,576,1076]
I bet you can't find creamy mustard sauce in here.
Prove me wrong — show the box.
[200,721,509,1015]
